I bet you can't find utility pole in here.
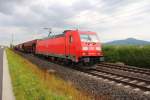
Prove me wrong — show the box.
[10,33,14,48]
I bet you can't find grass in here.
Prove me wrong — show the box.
[6,49,91,100]
[103,45,150,68]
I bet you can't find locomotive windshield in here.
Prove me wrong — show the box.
[80,34,99,42]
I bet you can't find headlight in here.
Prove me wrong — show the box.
[82,47,88,50]
[96,47,101,51]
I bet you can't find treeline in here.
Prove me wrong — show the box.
[103,45,150,68]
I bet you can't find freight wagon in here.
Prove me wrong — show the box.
[15,40,37,53]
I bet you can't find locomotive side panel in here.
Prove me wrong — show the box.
[36,36,66,58]
[47,37,66,56]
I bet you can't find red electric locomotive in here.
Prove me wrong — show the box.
[36,30,104,64]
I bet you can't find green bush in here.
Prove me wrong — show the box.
[103,45,150,68]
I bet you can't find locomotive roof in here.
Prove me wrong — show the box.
[40,30,73,40]
[39,30,96,40]
[40,33,65,40]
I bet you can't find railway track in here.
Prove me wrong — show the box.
[97,62,150,75]
[16,51,150,96]
[78,63,150,93]
[84,69,150,92]
[40,56,150,93]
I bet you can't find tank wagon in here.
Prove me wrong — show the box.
[15,30,104,64]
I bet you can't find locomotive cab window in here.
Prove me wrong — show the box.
[69,35,73,43]
[80,34,99,42]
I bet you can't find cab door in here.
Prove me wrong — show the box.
[65,31,75,59]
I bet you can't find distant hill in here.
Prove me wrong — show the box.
[105,38,150,45]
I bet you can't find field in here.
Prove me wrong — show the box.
[6,49,91,100]
[103,45,150,68]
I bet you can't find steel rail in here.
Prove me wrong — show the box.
[98,63,150,75]
[91,68,150,84]
[85,70,150,92]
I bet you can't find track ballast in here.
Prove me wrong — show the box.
[78,62,150,94]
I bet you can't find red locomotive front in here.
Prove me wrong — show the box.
[36,30,104,64]
[78,31,104,63]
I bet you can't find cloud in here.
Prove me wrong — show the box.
[0,0,150,46]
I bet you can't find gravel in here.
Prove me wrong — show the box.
[16,51,150,100]
[96,66,150,81]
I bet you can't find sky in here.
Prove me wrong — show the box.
[0,0,150,46]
